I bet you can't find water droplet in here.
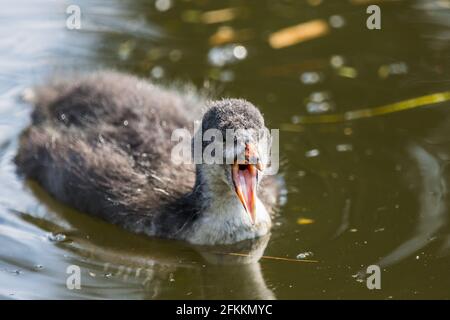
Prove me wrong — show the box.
[47,233,66,242]
[305,91,334,114]
[219,70,235,82]
[150,66,165,79]
[208,44,246,67]
[233,45,247,60]
[378,62,408,79]
[330,55,345,68]
[117,41,135,61]
[306,101,332,114]
[300,71,321,85]
[169,49,182,62]
[297,170,306,177]
[336,144,353,152]
[155,0,172,12]
[329,15,345,28]
[305,149,320,158]
[296,251,314,260]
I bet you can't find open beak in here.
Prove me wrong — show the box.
[231,143,263,224]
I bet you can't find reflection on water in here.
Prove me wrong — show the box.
[1,0,450,299]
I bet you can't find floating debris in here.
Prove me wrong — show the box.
[209,26,253,46]
[219,252,319,263]
[305,149,320,158]
[378,62,408,79]
[201,8,239,24]
[297,217,315,225]
[337,66,358,78]
[209,26,236,46]
[268,19,330,49]
[289,91,450,124]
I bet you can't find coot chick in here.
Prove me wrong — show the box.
[16,71,279,245]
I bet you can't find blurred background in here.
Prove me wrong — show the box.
[1,0,450,299]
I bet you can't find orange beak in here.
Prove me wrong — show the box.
[231,143,263,224]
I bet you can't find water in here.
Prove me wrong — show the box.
[1,0,450,299]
